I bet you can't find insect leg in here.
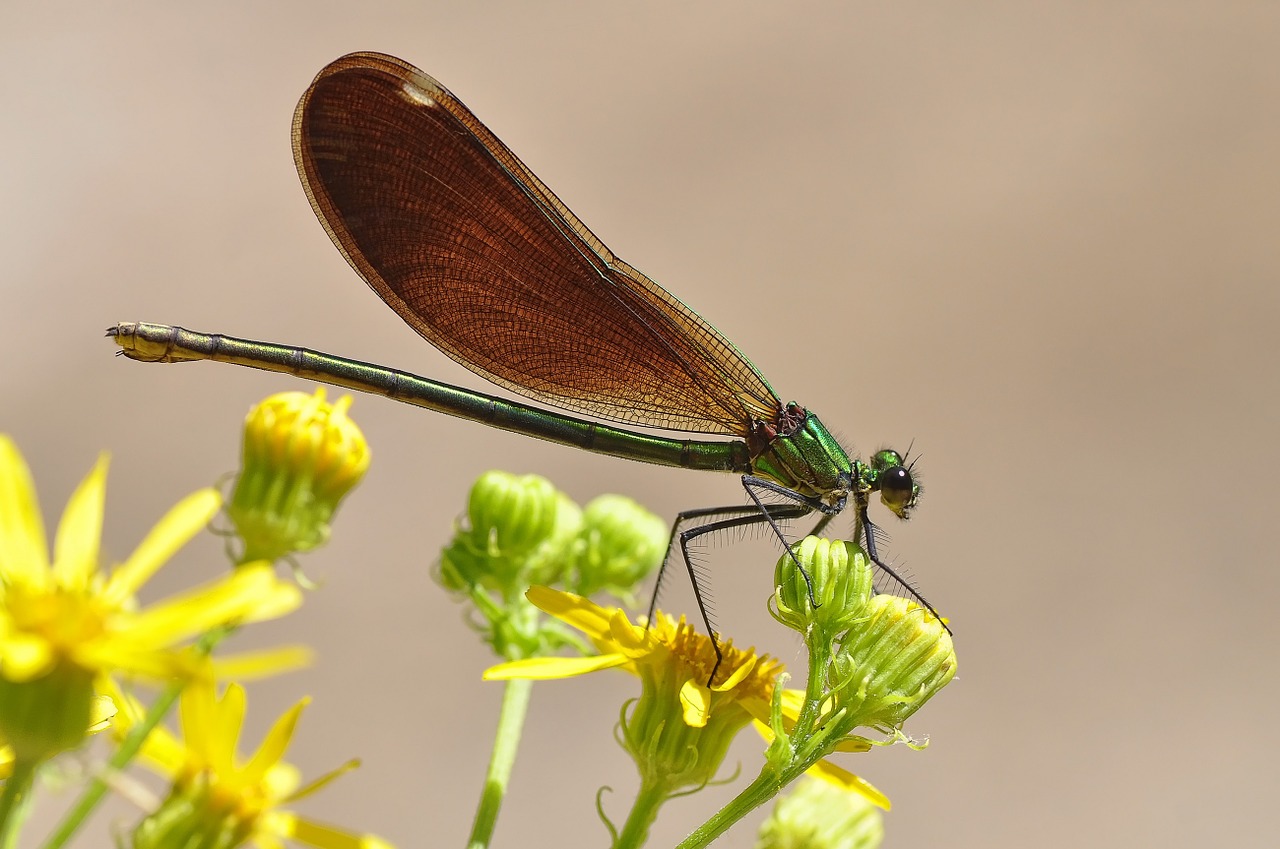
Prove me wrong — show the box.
[856,501,951,635]
[671,502,813,683]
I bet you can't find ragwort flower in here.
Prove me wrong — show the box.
[484,587,888,846]
[0,436,302,760]
[229,389,370,564]
[116,677,393,849]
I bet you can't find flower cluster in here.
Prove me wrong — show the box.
[2,382,959,849]
[436,470,667,660]
[0,389,389,849]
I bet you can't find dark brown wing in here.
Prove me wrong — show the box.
[292,52,780,435]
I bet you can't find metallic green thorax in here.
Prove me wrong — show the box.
[747,404,854,509]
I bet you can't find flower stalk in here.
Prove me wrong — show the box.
[444,472,666,849]
[676,536,956,848]
[466,677,533,849]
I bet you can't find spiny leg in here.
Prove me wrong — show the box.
[648,501,813,625]
[647,503,772,626]
[856,502,951,635]
[742,475,834,609]
[806,511,836,538]
[671,502,813,683]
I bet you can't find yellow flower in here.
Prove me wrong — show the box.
[229,389,370,563]
[0,436,303,758]
[484,587,887,807]
[116,678,393,849]
[485,586,776,726]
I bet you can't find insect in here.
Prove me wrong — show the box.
[110,52,944,675]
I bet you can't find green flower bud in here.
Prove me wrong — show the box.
[756,777,884,849]
[228,389,370,563]
[132,777,245,849]
[773,537,873,634]
[830,595,956,729]
[523,491,585,587]
[0,659,94,762]
[465,471,564,558]
[439,471,580,593]
[565,494,667,600]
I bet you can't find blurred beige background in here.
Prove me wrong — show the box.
[4,2,1278,847]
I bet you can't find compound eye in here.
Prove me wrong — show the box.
[878,466,917,515]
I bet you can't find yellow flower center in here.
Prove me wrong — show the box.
[5,583,110,653]
[652,613,780,697]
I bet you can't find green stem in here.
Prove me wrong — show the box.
[615,775,669,849]
[0,757,37,849]
[790,631,831,740]
[466,678,533,849]
[38,677,186,849]
[675,765,787,849]
[677,625,837,849]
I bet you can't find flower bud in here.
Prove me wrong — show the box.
[773,537,873,634]
[228,389,370,563]
[831,595,956,729]
[756,777,884,849]
[439,471,580,592]
[132,782,227,849]
[565,494,667,599]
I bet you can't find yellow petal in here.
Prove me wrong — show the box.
[605,608,651,655]
[233,562,306,622]
[282,758,360,804]
[285,812,393,849]
[129,566,301,645]
[0,435,50,585]
[52,452,109,590]
[0,633,54,680]
[180,677,219,766]
[210,683,248,782]
[805,759,891,810]
[482,654,629,681]
[251,815,290,849]
[87,694,118,734]
[211,646,314,681]
[106,488,221,603]
[737,695,775,727]
[137,723,187,776]
[244,697,309,786]
[525,586,611,639]
[712,653,757,691]
[73,641,194,681]
[263,761,303,803]
[679,678,711,728]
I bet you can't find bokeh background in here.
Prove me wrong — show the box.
[4,2,1278,846]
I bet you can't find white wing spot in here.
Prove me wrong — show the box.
[400,82,436,108]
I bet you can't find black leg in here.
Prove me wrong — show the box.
[647,503,777,625]
[742,476,835,609]
[648,501,811,622]
[648,496,814,684]
[858,504,951,635]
